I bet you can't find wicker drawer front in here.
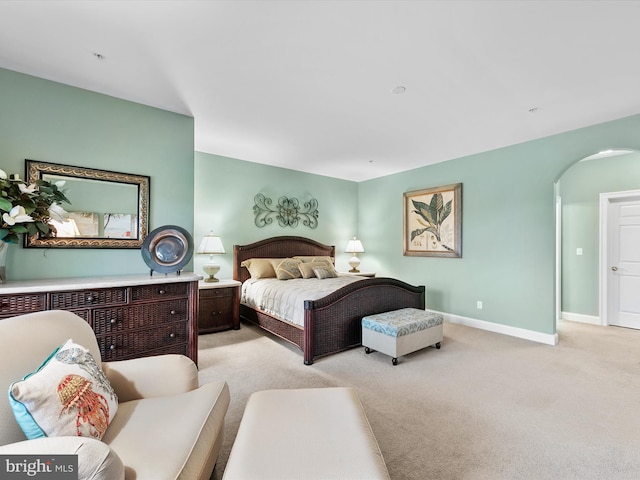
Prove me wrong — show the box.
[130,283,188,302]
[144,344,190,357]
[68,309,91,322]
[50,288,127,309]
[0,294,46,316]
[97,322,188,361]
[200,288,234,300]
[200,297,234,321]
[104,343,189,361]
[92,300,188,334]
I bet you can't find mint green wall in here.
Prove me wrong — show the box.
[359,114,640,335]
[0,68,195,280]
[194,152,358,280]
[558,151,640,316]
[5,65,640,338]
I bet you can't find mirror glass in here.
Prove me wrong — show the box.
[25,160,150,248]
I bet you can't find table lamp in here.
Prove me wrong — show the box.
[345,237,365,273]
[197,233,225,282]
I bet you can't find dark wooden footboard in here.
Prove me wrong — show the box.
[303,277,425,365]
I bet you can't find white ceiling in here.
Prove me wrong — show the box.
[1,1,640,181]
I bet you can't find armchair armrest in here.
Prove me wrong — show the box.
[0,436,124,480]
[102,354,199,402]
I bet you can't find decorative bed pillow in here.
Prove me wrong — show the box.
[275,258,303,280]
[299,261,337,279]
[241,258,280,279]
[9,339,118,440]
[294,256,334,265]
[313,266,338,279]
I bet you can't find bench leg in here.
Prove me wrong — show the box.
[392,357,398,366]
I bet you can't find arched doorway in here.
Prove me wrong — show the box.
[555,149,640,329]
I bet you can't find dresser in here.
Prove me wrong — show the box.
[198,279,241,334]
[0,273,201,365]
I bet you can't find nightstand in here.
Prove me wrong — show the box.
[198,279,241,334]
[339,272,376,278]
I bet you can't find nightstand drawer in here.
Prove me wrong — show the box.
[200,287,234,299]
[200,297,234,321]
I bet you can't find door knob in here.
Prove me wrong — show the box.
[611,266,618,271]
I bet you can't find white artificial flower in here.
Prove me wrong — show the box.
[55,180,66,188]
[0,169,7,180]
[48,203,69,223]
[18,183,38,194]
[3,205,34,225]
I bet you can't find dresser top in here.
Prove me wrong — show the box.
[0,273,202,294]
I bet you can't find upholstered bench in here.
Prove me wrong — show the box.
[362,308,443,365]
[222,387,390,480]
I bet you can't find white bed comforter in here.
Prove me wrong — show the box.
[241,276,366,327]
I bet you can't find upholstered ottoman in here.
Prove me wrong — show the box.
[222,387,390,480]
[362,308,443,365]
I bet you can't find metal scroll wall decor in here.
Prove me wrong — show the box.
[253,193,319,229]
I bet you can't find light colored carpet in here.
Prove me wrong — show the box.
[198,320,640,480]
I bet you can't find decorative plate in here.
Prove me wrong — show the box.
[141,225,193,274]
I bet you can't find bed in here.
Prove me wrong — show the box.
[233,236,425,365]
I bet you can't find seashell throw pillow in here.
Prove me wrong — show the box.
[9,339,118,440]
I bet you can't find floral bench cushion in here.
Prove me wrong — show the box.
[362,308,443,337]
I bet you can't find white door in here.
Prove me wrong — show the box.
[608,197,640,329]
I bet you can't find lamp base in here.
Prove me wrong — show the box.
[203,263,220,283]
[348,255,361,273]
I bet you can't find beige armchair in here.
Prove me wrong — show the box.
[0,310,230,480]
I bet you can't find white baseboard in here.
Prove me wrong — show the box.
[561,311,601,326]
[427,309,559,346]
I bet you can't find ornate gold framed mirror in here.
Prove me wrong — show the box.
[24,160,150,248]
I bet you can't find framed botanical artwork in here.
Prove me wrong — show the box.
[404,183,462,257]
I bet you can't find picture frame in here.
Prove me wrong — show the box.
[404,183,462,257]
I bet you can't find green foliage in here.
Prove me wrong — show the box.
[0,170,70,244]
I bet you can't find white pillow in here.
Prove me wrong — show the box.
[9,339,118,440]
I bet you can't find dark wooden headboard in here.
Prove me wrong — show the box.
[233,236,335,283]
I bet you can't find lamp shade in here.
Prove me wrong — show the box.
[345,237,364,254]
[197,234,225,254]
